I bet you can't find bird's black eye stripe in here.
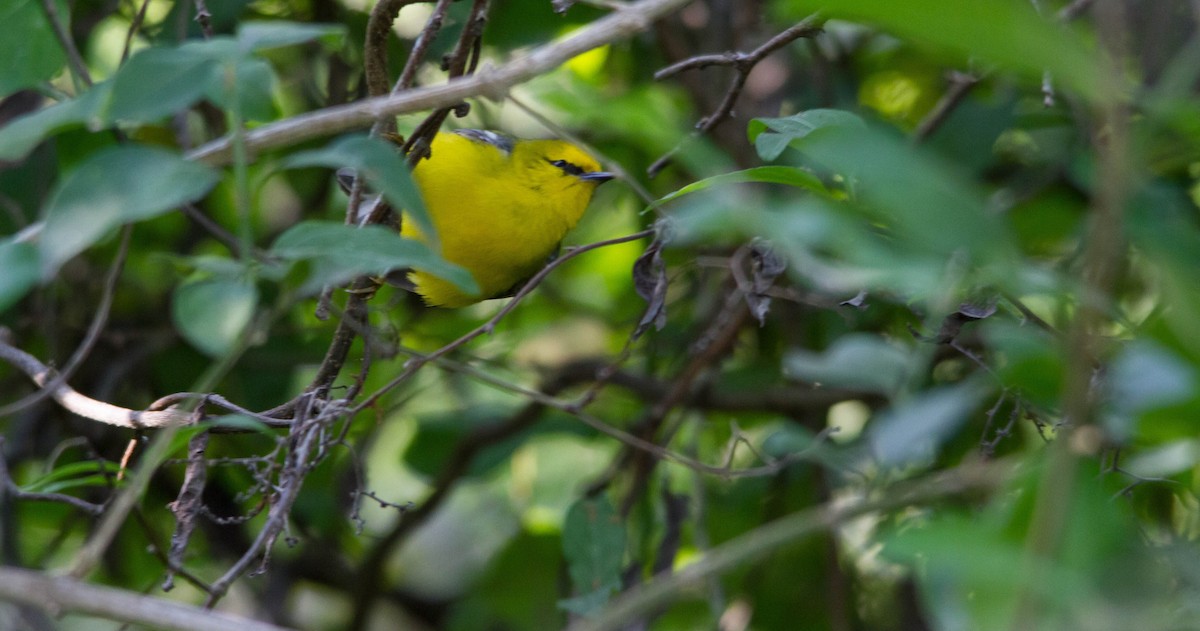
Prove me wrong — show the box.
[548,159,585,176]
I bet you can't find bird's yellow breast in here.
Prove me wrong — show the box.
[401,132,605,307]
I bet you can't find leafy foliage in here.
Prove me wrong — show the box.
[3,1,1200,630]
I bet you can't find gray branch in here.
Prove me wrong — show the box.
[0,566,292,631]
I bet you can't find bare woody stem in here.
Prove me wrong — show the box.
[186,0,694,166]
[648,14,823,176]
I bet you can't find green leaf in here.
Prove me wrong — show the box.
[172,279,258,356]
[39,146,219,276]
[882,513,1044,628]
[753,132,792,163]
[236,21,346,52]
[558,587,619,617]
[762,425,819,459]
[476,532,564,629]
[1123,440,1200,479]
[172,253,253,278]
[748,109,867,161]
[657,166,827,206]
[284,136,436,244]
[983,321,1063,408]
[107,46,219,123]
[561,496,625,614]
[0,240,39,314]
[0,0,67,93]
[868,380,988,465]
[782,0,1103,102]
[208,414,273,433]
[793,124,1013,263]
[204,56,278,122]
[784,334,911,395]
[1104,342,1198,442]
[0,83,111,162]
[105,37,284,124]
[270,221,476,295]
[22,461,123,494]
[749,109,868,141]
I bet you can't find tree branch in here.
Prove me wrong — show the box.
[0,331,191,428]
[0,226,131,419]
[186,0,693,166]
[648,14,823,176]
[0,566,291,631]
[568,457,1016,631]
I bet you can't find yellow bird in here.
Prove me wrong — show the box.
[402,130,613,307]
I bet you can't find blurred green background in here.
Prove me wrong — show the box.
[3,0,1200,629]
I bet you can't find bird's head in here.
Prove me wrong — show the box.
[512,139,614,197]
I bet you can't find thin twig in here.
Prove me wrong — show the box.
[567,458,1015,631]
[181,202,247,257]
[0,438,107,515]
[0,334,296,429]
[61,295,274,579]
[0,227,132,418]
[1012,0,1129,624]
[350,229,655,415]
[565,0,629,9]
[395,0,457,93]
[121,0,154,63]
[1001,291,1060,338]
[40,0,92,87]
[653,15,824,84]
[205,394,329,606]
[345,396,550,629]
[1057,0,1098,21]
[193,0,214,39]
[618,272,753,514]
[0,566,290,631]
[320,0,480,392]
[648,14,823,176]
[413,353,866,422]
[129,508,214,595]
[401,348,826,479]
[401,0,491,160]
[912,71,980,143]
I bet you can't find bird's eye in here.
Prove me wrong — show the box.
[547,159,585,176]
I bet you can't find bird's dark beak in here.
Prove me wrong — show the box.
[579,171,615,184]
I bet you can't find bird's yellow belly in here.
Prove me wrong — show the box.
[403,194,569,307]
[400,132,601,308]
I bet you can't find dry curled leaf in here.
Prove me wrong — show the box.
[916,299,1000,344]
[632,233,668,339]
[957,300,998,320]
[745,239,787,326]
[840,290,868,309]
[164,430,209,592]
